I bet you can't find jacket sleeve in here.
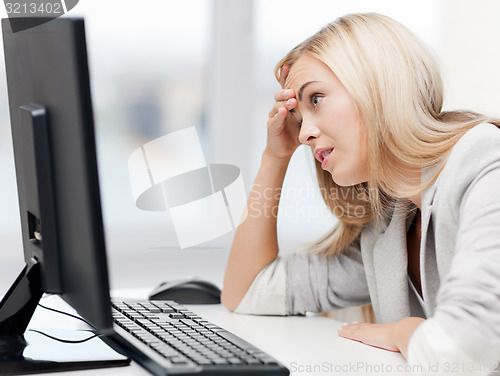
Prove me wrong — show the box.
[408,319,496,376]
[234,237,371,315]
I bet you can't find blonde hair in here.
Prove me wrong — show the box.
[275,13,500,256]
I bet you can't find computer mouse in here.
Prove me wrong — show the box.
[148,278,221,304]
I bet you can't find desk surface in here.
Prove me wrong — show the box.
[26,292,413,376]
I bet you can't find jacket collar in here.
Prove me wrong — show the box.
[368,162,443,322]
[418,162,443,316]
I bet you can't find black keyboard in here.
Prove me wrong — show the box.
[110,300,289,375]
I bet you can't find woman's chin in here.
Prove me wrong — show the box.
[330,171,366,187]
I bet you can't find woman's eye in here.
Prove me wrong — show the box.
[311,94,323,108]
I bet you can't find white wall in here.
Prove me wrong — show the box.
[440,0,500,117]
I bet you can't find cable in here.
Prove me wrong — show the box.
[28,329,98,344]
[37,303,96,329]
[34,303,100,344]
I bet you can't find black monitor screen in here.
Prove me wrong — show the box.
[2,17,113,334]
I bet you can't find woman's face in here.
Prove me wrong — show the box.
[286,55,369,186]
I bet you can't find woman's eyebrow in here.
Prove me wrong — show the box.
[298,81,318,101]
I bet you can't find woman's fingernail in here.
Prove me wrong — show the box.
[284,89,291,97]
[286,99,291,106]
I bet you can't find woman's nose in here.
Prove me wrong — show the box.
[298,119,320,145]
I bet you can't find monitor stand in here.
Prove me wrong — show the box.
[0,260,130,375]
[0,106,130,374]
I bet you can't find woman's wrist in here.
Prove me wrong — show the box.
[392,317,425,358]
[262,148,293,167]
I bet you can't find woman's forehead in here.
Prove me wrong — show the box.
[285,55,331,90]
[285,56,312,88]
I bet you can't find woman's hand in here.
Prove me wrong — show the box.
[338,322,400,352]
[337,317,425,358]
[265,65,302,161]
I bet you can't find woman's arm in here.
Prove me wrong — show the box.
[221,67,301,311]
[221,150,292,311]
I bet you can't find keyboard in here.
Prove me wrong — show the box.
[110,300,290,375]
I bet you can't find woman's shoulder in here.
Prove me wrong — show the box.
[432,123,500,212]
[451,122,500,155]
[442,122,500,176]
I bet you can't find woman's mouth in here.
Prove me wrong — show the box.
[314,148,334,169]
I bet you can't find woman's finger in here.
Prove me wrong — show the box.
[268,98,297,118]
[268,103,283,118]
[274,88,294,101]
[268,107,287,131]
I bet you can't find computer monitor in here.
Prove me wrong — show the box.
[0,17,129,373]
[0,16,292,376]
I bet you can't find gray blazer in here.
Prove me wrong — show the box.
[284,123,500,361]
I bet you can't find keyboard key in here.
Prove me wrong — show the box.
[180,319,198,327]
[260,358,279,365]
[169,313,185,319]
[160,307,176,313]
[217,330,256,350]
[170,356,189,365]
[155,319,181,326]
[188,316,204,321]
[246,358,262,365]
[212,358,229,365]
[195,358,212,365]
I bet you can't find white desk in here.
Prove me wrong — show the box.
[26,293,413,376]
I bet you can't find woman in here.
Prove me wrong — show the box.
[222,13,500,374]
